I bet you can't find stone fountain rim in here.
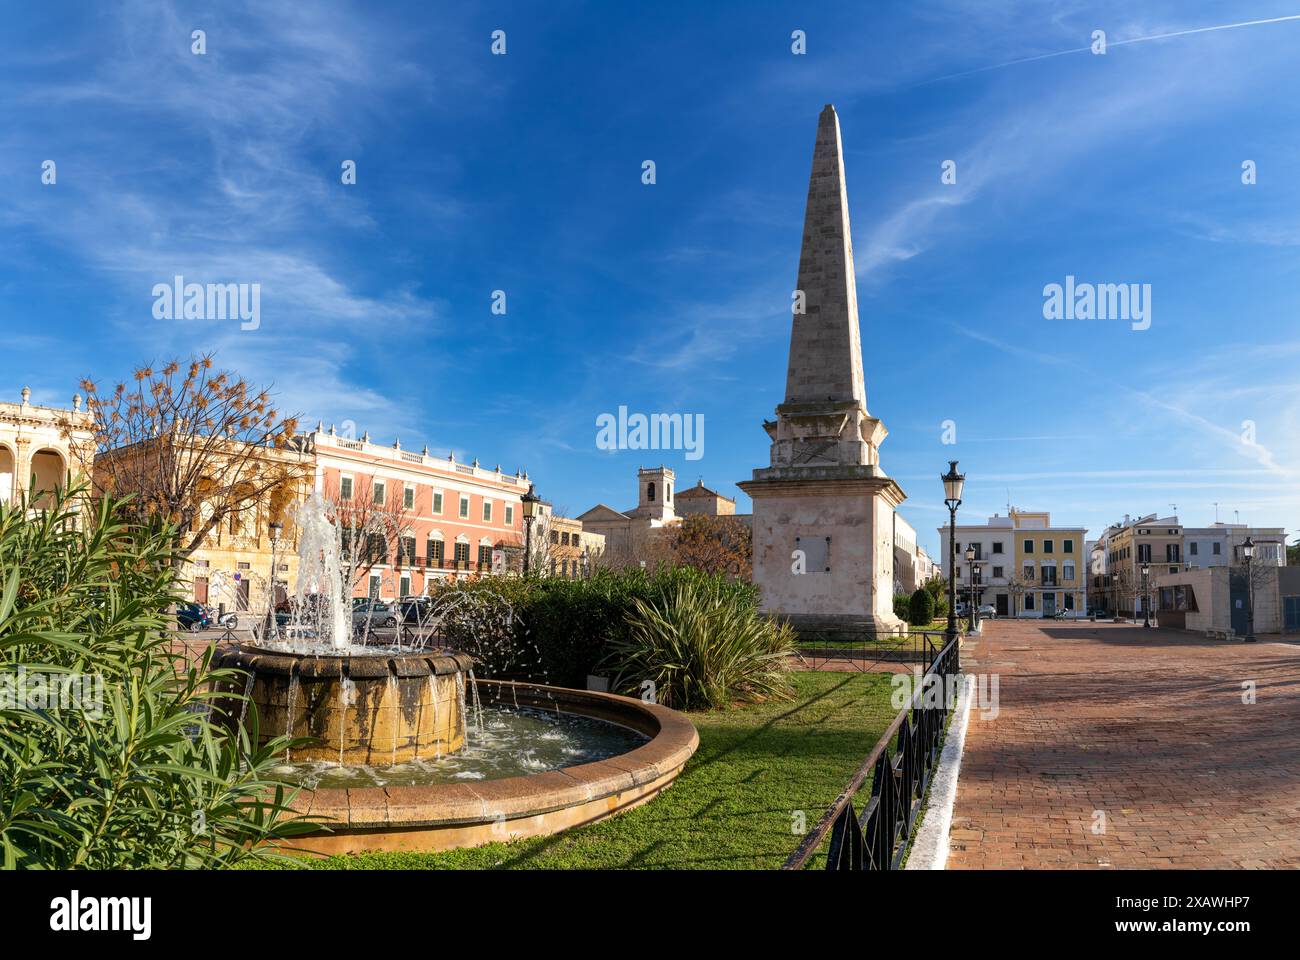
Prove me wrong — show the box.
[220,646,474,678]
[285,680,700,843]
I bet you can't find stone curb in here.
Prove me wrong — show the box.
[906,673,974,871]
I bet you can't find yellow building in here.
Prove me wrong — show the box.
[95,436,313,617]
[1009,510,1088,618]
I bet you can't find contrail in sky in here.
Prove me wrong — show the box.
[919,13,1300,85]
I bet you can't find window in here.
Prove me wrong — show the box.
[454,542,470,565]
[427,538,444,567]
[1137,544,1151,562]
[1064,593,1075,610]
[1212,542,1221,555]
[372,480,386,506]
[1023,565,1034,580]
[1165,544,1180,563]
[399,536,416,564]
[647,482,656,502]
[1025,593,1035,611]
[403,484,415,510]
[1043,540,1054,554]
[1063,562,1075,582]
[339,476,353,502]
[992,566,1004,579]
[505,504,514,525]
[1063,539,1074,553]
[399,575,411,597]
[1023,540,1034,554]
[433,491,443,514]
[459,495,470,519]
[1042,567,1058,586]
[992,542,1004,554]
[477,545,492,568]
[551,529,559,545]
[1190,542,1199,555]
[483,501,493,523]
[956,566,962,578]
[368,574,381,599]
[972,543,983,560]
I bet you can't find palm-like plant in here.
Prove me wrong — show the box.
[0,485,315,869]
[608,577,795,710]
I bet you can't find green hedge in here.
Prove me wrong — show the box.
[430,567,761,689]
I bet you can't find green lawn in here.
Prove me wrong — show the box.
[277,671,899,870]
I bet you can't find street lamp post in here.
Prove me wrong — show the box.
[1140,561,1151,629]
[264,520,283,642]
[941,461,965,655]
[972,560,983,633]
[519,483,548,576]
[1243,536,1257,642]
[964,545,976,633]
[521,484,540,576]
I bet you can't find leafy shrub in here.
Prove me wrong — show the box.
[893,593,911,621]
[431,566,761,689]
[924,576,949,620]
[0,486,312,869]
[607,576,795,710]
[908,587,935,626]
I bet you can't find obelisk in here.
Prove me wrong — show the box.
[738,105,906,640]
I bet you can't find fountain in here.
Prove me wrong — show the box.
[217,492,470,763]
[216,491,699,855]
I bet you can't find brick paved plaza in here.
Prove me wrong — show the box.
[948,619,1300,868]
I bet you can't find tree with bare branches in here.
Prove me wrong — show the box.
[69,355,309,569]
[321,472,415,599]
[660,514,752,580]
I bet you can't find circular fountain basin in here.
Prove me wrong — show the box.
[279,681,699,856]
[218,647,473,764]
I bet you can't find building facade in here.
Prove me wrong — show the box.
[310,426,532,599]
[939,510,1088,618]
[0,387,94,508]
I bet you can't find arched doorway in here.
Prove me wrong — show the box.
[30,448,67,508]
[0,445,14,504]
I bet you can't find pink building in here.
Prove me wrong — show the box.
[309,426,530,600]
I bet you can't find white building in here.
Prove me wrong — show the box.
[1184,523,1286,568]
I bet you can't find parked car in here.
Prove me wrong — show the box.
[176,602,212,632]
[398,597,432,626]
[352,600,398,629]
[977,604,997,619]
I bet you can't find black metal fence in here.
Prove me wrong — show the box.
[795,629,945,672]
[783,633,960,870]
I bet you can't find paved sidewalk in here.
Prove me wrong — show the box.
[948,619,1300,868]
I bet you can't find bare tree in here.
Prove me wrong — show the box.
[659,514,752,580]
[322,473,414,600]
[70,355,307,569]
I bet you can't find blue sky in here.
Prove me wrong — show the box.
[3,0,1300,557]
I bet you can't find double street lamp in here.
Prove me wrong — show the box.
[942,461,965,649]
[1243,536,1257,642]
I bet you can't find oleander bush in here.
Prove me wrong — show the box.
[0,485,313,869]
